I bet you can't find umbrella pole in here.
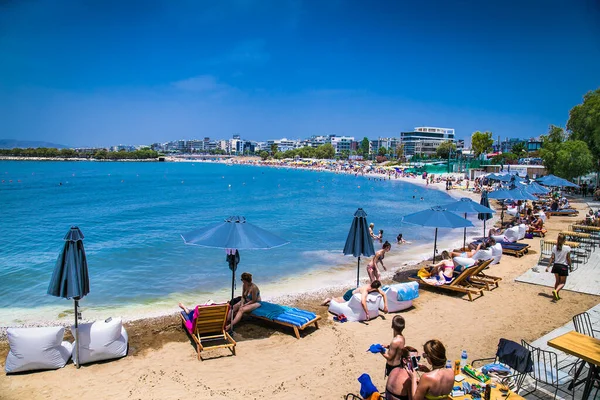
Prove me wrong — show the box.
[74,299,80,369]
[433,228,438,262]
[463,213,467,250]
[356,256,360,288]
[230,258,236,333]
[483,219,487,240]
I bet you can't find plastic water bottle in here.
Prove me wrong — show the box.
[446,359,452,369]
[460,350,468,368]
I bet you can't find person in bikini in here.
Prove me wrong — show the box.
[367,241,391,282]
[429,251,455,283]
[386,346,420,400]
[405,339,454,400]
[225,272,261,331]
[382,315,406,376]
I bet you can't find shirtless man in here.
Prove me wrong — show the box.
[382,315,406,376]
[321,280,388,317]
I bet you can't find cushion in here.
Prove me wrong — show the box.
[5,326,73,373]
[504,226,520,242]
[72,318,128,365]
[328,292,381,322]
[380,282,418,312]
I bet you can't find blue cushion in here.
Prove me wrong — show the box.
[250,301,317,327]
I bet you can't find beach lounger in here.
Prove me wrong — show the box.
[472,240,530,258]
[408,263,485,302]
[179,304,236,361]
[250,301,321,339]
[529,228,547,237]
[468,259,502,290]
[546,209,578,218]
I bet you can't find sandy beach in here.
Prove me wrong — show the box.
[1,171,598,399]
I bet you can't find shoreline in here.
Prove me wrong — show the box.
[0,161,496,335]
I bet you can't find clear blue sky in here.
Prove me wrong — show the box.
[1,0,599,147]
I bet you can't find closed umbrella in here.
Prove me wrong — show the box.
[441,197,495,249]
[47,226,90,368]
[478,191,493,239]
[343,208,376,287]
[181,216,289,331]
[401,206,473,263]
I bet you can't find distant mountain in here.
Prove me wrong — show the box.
[0,139,69,149]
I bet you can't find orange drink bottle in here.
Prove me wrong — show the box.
[454,360,461,375]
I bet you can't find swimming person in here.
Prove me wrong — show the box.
[226,272,261,331]
[397,233,406,244]
[367,241,391,282]
[321,280,388,316]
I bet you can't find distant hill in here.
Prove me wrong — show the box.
[0,139,69,149]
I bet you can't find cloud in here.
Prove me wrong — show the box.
[171,75,233,93]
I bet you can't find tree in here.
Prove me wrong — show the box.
[360,137,370,158]
[435,140,457,159]
[395,143,405,160]
[259,150,269,160]
[555,140,593,180]
[378,146,387,156]
[315,143,335,159]
[567,88,600,170]
[340,150,350,160]
[510,142,527,159]
[539,125,566,174]
[270,143,278,155]
[471,131,494,157]
[274,151,284,160]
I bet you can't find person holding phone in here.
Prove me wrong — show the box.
[382,316,406,376]
[386,346,419,400]
[405,339,454,400]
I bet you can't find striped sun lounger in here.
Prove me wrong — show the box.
[250,302,321,339]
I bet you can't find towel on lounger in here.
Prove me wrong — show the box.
[250,302,317,327]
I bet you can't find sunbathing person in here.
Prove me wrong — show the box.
[450,243,481,259]
[226,272,261,331]
[321,280,388,315]
[405,339,454,400]
[430,251,455,283]
[381,315,406,377]
[386,346,419,400]
[453,243,493,270]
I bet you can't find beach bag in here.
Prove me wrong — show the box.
[525,233,534,239]
[417,268,431,278]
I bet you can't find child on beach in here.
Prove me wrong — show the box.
[396,233,406,244]
[382,316,406,376]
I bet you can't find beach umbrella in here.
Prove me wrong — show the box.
[524,181,550,195]
[47,226,90,369]
[401,206,473,263]
[181,216,289,331]
[478,191,493,240]
[343,208,376,287]
[505,188,538,202]
[537,174,579,188]
[441,197,495,249]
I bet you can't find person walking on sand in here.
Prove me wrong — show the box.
[367,241,391,282]
[382,316,406,377]
[546,233,572,301]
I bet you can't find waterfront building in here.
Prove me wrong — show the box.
[400,127,455,157]
[329,135,355,155]
[371,137,400,156]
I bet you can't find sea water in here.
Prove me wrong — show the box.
[0,161,478,325]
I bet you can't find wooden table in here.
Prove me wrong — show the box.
[544,239,580,248]
[573,225,600,232]
[548,331,600,399]
[561,231,591,239]
[450,375,525,399]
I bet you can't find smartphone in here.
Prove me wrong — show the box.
[411,356,419,369]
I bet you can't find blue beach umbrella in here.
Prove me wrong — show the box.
[343,208,376,287]
[47,226,90,368]
[537,174,579,188]
[401,206,473,263]
[181,216,289,330]
[524,181,550,195]
[478,191,493,240]
[441,197,495,249]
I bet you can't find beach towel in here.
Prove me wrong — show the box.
[250,301,317,327]
[358,373,379,399]
[367,344,386,354]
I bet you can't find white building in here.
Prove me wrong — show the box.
[400,127,455,157]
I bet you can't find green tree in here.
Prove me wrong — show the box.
[395,143,405,160]
[315,143,335,159]
[259,150,269,160]
[471,131,494,157]
[435,140,457,159]
[567,88,600,170]
[270,143,278,155]
[340,150,350,160]
[274,151,284,160]
[360,137,370,158]
[510,142,527,159]
[282,149,296,159]
[378,146,387,156]
[539,125,566,174]
[555,140,593,180]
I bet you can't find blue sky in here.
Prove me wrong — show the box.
[1,0,599,147]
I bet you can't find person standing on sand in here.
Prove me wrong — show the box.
[367,241,391,282]
[546,233,572,301]
[382,315,406,376]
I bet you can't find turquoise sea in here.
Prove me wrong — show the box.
[0,161,464,325]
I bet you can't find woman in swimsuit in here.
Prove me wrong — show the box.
[386,346,419,400]
[367,241,391,282]
[405,339,454,400]
[430,251,455,283]
[226,272,261,331]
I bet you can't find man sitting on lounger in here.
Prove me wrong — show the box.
[453,242,493,270]
[321,280,388,316]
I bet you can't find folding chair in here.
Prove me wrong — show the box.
[471,338,532,393]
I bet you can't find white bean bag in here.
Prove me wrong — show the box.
[328,292,381,322]
[454,256,476,268]
[5,326,73,373]
[379,282,419,313]
[504,226,520,243]
[72,318,128,365]
[490,243,503,265]
[517,224,527,240]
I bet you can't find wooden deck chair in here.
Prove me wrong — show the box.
[179,304,236,361]
[468,259,502,290]
[408,264,484,302]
